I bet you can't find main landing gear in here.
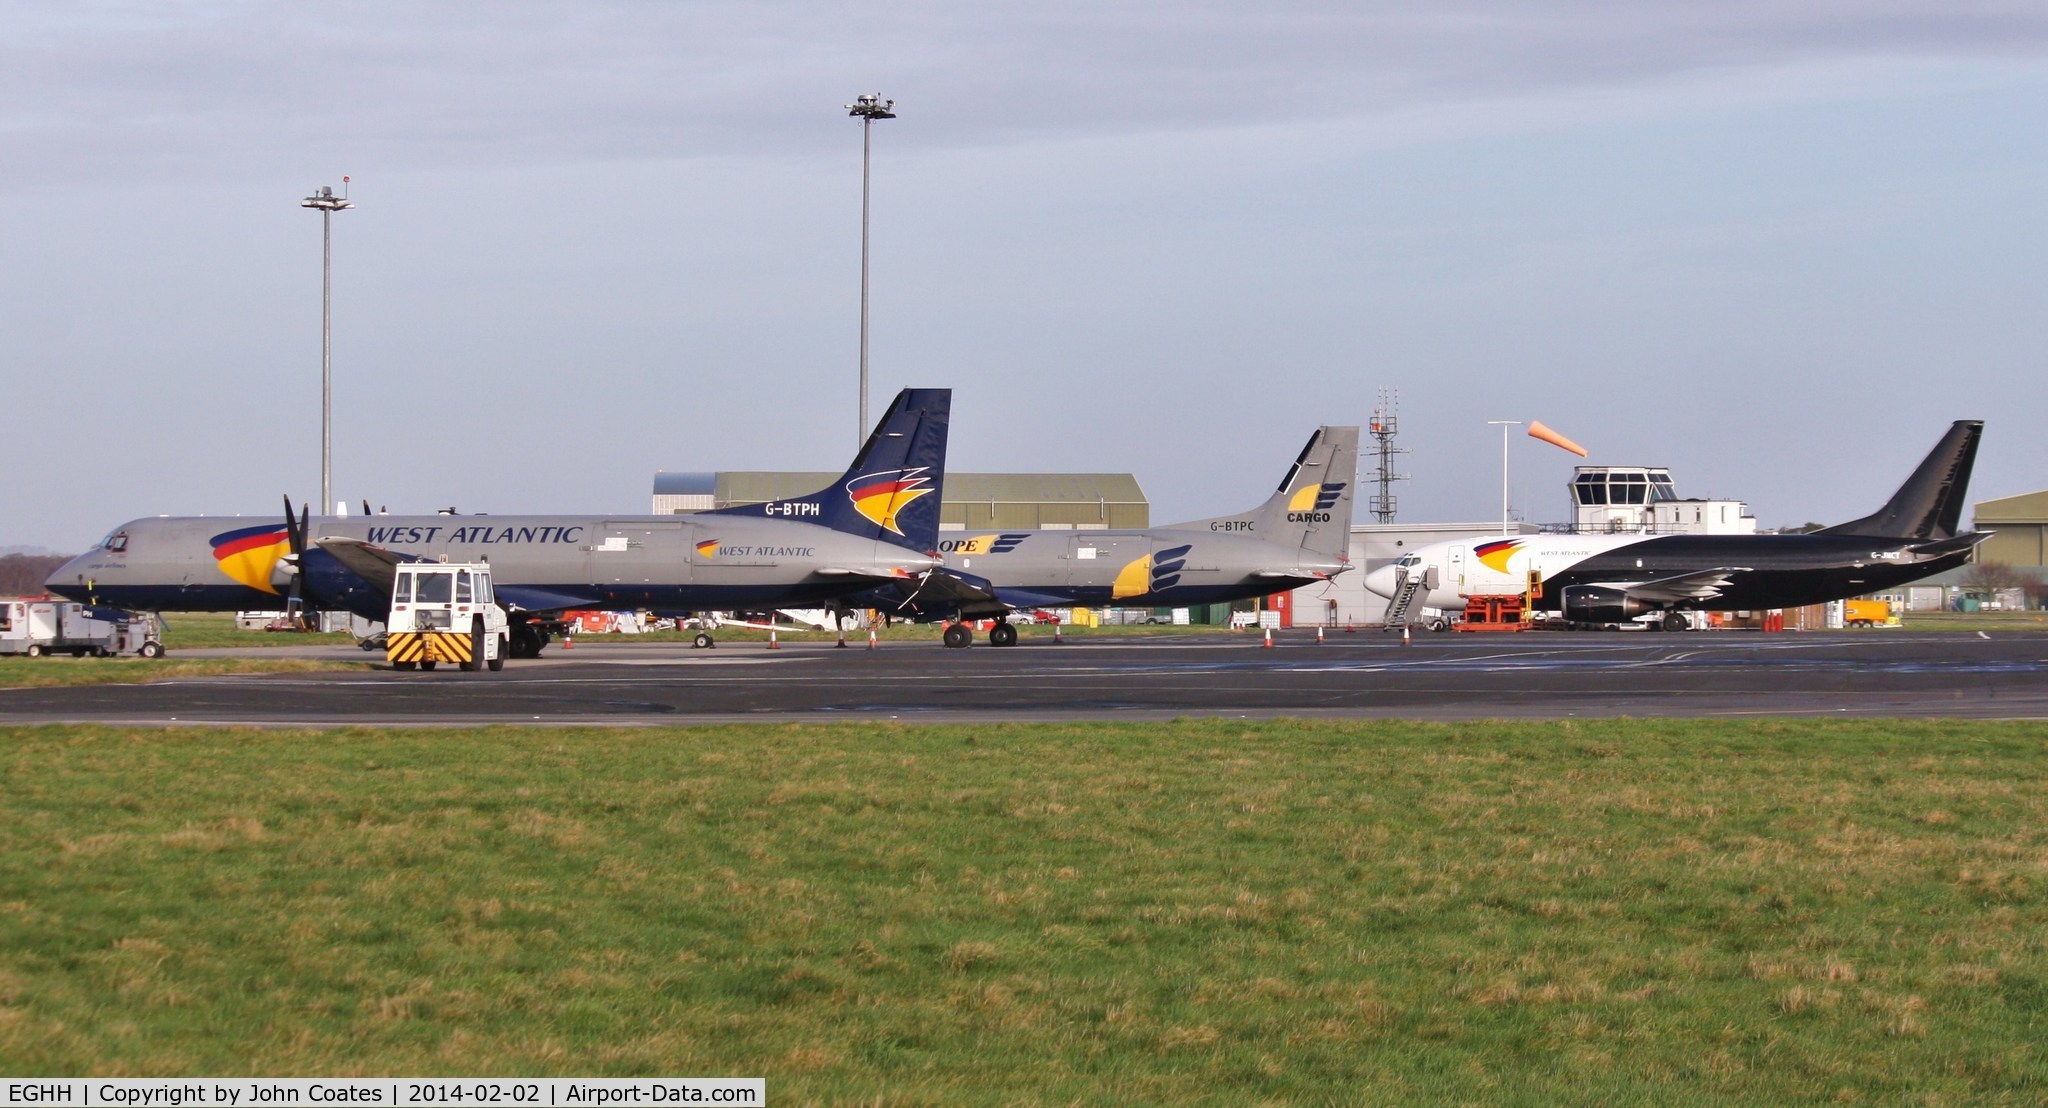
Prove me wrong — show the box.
[508,622,552,659]
[942,619,1019,649]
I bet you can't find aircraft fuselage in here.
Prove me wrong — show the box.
[48,513,938,620]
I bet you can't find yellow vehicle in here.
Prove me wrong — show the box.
[1844,599,1893,628]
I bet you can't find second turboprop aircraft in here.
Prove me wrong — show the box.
[864,425,1360,647]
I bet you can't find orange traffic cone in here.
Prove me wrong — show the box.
[563,636,574,650]
[1316,625,1325,645]
[1402,623,1412,647]
[836,624,847,648]
[1053,621,1064,644]
[867,628,878,650]
[768,629,779,650]
[1262,626,1274,649]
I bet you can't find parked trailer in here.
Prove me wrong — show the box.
[0,598,163,657]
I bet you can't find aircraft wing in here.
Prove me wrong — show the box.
[871,568,1014,622]
[815,565,922,579]
[313,536,414,597]
[318,536,604,615]
[1592,567,1751,604]
[494,584,607,614]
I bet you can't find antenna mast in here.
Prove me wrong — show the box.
[1368,387,1410,523]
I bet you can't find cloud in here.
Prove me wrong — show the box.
[8,1,2048,191]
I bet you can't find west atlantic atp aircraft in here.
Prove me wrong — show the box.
[863,425,1360,647]
[1364,420,1986,631]
[47,388,952,657]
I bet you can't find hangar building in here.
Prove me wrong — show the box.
[653,471,1148,530]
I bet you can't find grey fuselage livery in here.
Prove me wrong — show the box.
[47,388,954,628]
[48,513,941,622]
[869,426,1360,623]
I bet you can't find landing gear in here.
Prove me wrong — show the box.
[509,623,549,659]
[942,623,973,649]
[692,631,715,649]
[989,621,1018,648]
[1660,611,1690,632]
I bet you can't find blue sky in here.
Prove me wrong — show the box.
[6,3,2046,549]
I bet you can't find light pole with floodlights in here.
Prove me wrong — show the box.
[846,93,895,447]
[1487,420,1522,536]
[301,182,353,516]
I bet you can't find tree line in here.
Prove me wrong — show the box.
[0,554,72,596]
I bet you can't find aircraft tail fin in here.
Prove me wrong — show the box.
[1168,426,1360,556]
[706,388,951,550]
[1818,420,1982,540]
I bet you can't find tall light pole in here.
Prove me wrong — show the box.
[846,93,895,447]
[1487,420,1522,536]
[302,182,353,515]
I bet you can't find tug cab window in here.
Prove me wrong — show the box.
[415,573,453,604]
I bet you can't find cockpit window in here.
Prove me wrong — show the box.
[1397,553,1422,567]
[102,531,129,553]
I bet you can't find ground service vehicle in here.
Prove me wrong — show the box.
[385,562,507,672]
[1844,599,1893,627]
[0,598,164,657]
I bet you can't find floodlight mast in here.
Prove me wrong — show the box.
[846,93,895,448]
[301,183,353,516]
[1487,420,1523,536]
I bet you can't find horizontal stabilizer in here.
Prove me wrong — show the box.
[1906,531,1994,559]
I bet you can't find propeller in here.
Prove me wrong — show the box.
[281,494,313,628]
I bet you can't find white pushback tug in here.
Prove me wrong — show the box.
[385,561,507,672]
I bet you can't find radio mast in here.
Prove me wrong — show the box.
[1368,387,1409,523]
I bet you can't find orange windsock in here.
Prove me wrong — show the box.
[1527,420,1588,457]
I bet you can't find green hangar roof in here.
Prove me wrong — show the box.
[653,472,1149,530]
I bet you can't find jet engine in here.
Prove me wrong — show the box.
[1560,585,1652,625]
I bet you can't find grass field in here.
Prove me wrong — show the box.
[2,719,2044,1101]
[0,656,369,689]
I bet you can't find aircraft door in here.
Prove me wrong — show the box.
[588,521,691,592]
[1448,546,1464,594]
[1068,533,1153,600]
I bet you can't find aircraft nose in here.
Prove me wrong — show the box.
[44,552,93,602]
[1362,563,1398,599]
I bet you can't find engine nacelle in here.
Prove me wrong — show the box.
[1560,585,1652,624]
